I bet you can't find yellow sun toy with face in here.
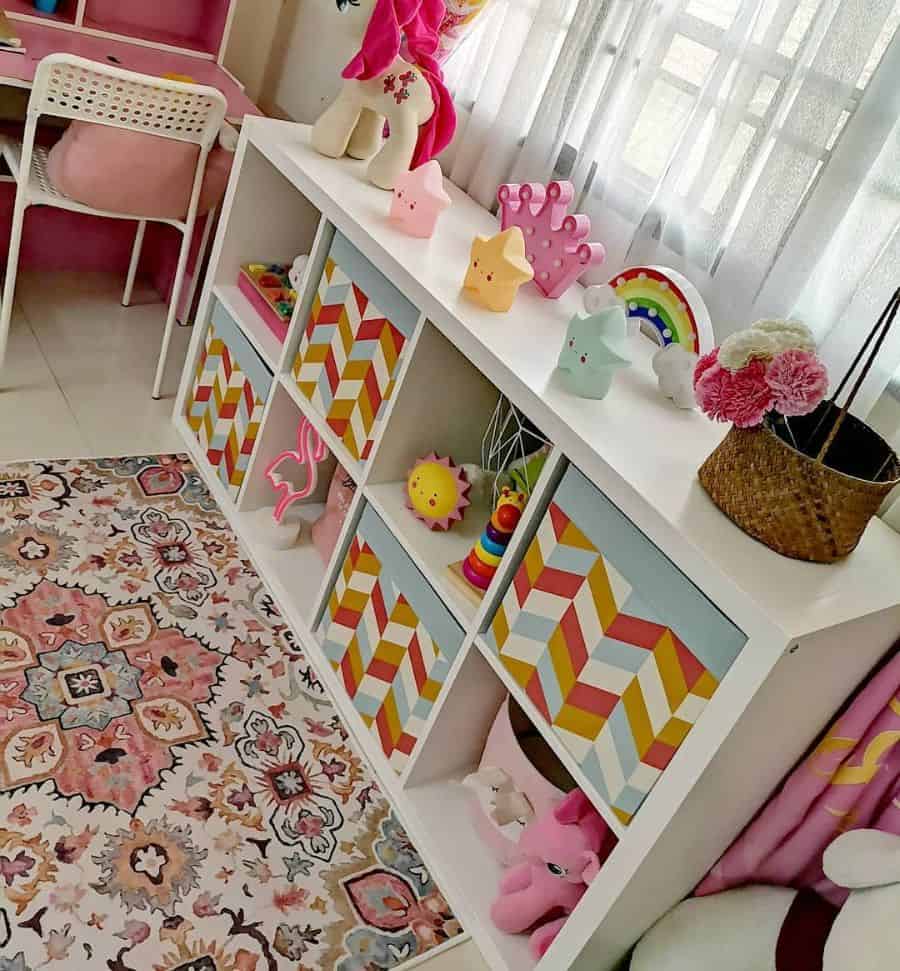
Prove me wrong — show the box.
[406,453,471,531]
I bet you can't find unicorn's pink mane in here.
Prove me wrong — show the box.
[341,0,456,168]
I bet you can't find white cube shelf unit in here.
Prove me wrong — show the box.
[173,118,900,971]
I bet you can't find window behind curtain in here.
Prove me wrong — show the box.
[447,0,899,259]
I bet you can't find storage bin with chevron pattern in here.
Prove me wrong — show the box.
[319,502,465,775]
[292,231,421,466]
[486,464,748,826]
[186,298,273,501]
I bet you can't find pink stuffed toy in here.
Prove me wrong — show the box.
[312,464,357,564]
[490,789,615,958]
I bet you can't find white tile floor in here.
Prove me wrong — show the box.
[0,270,486,971]
[0,271,190,462]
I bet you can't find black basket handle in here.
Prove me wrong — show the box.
[814,286,900,465]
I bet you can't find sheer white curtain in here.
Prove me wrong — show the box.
[443,0,900,415]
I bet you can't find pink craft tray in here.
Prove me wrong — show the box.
[238,267,291,344]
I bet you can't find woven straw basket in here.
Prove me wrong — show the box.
[699,289,900,564]
[699,413,900,563]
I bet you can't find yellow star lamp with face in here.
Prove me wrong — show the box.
[463,227,534,312]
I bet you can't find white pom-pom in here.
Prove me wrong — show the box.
[752,318,816,354]
[653,344,698,409]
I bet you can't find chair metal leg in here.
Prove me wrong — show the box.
[152,228,193,400]
[0,195,27,375]
[122,220,146,307]
[176,209,215,326]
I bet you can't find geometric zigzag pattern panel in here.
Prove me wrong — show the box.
[320,504,464,774]
[487,465,747,825]
[186,300,273,501]
[293,232,420,464]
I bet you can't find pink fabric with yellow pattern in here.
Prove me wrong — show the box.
[697,644,900,906]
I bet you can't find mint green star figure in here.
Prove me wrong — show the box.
[557,290,631,399]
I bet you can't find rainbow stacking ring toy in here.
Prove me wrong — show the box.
[462,487,527,593]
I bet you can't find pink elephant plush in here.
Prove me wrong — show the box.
[490,789,616,958]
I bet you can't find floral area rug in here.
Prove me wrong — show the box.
[0,456,461,971]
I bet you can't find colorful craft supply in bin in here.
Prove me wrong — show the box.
[238,262,299,343]
[462,487,527,592]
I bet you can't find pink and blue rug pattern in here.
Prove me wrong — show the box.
[0,455,460,971]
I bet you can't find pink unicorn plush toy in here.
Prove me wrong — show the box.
[491,789,615,959]
[312,0,456,190]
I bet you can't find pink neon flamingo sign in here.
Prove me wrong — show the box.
[265,417,329,523]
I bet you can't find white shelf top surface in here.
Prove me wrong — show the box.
[244,118,900,641]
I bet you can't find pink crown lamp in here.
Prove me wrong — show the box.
[390,160,452,238]
[497,181,606,299]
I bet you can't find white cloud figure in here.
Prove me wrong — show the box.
[652,343,698,409]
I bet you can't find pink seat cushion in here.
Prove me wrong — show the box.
[46,122,232,221]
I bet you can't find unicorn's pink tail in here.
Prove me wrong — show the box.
[342,0,457,167]
[408,0,457,166]
[412,69,456,167]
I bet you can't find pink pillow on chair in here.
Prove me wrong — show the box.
[46,122,232,220]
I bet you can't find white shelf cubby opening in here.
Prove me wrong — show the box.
[214,140,324,366]
[404,646,621,971]
[365,322,555,626]
[472,633,628,842]
[234,380,346,628]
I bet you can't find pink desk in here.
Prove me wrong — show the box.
[0,20,260,119]
[0,19,261,324]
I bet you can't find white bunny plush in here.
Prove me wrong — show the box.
[630,829,900,971]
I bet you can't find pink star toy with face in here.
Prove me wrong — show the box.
[390,160,452,238]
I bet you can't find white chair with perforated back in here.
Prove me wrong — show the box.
[0,54,228,399]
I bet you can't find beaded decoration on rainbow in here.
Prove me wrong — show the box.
[497,181,606,299]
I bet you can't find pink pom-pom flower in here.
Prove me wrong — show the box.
[694,348,720,389]
[696,359,774,427]
[765,349,828,417]
[723,359,774,428]
[694,363,731,421]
